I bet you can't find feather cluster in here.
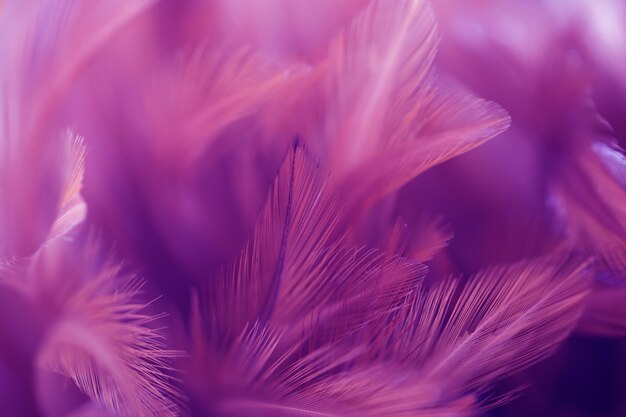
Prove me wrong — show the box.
[1,0,625,416]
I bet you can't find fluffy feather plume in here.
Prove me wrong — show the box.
[35,253,181,417]
[0,130,85,292]
[202,141,425,344]
[0,0,154,256]
[323,0,510,206]
[301,256,591,416]
[0,113,180,417]
[384,258,590,392]
[140,47,308,169]
[0,136,182,417]
[192,142,429,415]
[0,179,182,417]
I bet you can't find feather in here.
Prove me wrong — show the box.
[383,214,452,262]
[324,0,510,205]
[0,126,183,416]
[0,0,156,145]
[193,141,430,415]
[343,85,511,208]
[286,367,478,417]
[0,130,86,290]
[193,146,588,414]
[208,338,479,416]
[258,257,590,414]
[215,385,476,417]
[200,326,478,416]
[141,46,308,169]
[325,0,438,172]
[203,140,425,343]
[551,141,626,273]
[0,0,155,256]
[45,130,87,244]
[35,256,182,417]
[365,256,590,399]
